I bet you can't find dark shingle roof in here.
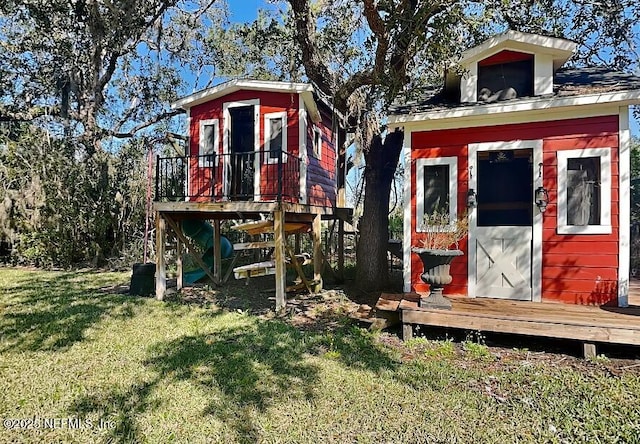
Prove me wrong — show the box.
[388,67,640,116]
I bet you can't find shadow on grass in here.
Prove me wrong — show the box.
[68,318,401,442]
[0,270,143,352]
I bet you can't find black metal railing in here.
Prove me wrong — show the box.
[155,150,302,202]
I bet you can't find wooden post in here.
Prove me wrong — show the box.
[176,235,183,291]
[337,219,345,282]
[294,233,301,255]
[213,219,222,285]
[402,323,413,341]
[155,214,166,300]
[312,213,323,292]
[583,342,597,359]
[274,210,286,311]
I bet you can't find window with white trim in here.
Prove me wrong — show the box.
[557,147,612,234]
[199,119,218,167]
[312,126,322,159]
[264,112,287,164]
[416,157,458,232]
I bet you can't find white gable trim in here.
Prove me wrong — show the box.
[460,30,576,65]
[172,79,322,123]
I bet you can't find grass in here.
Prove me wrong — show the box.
[1,268,640,442]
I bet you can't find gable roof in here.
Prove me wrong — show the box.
[460,30,577,70]
[171,79,322,122]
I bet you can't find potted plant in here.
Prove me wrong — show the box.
[411,209,468,310]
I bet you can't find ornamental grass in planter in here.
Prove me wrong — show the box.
[412,210,468,310]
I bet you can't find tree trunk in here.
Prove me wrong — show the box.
[355,129,404,292]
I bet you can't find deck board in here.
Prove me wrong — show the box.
[381,293,640,346]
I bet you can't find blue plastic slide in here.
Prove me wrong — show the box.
[181,220,233,284]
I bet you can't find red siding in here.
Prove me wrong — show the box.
[410,115,620,305]
[306,107,337,207]
[187,90,303,202]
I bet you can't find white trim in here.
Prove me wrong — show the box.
[619,107,631,307]
[461,63,477,103]
[299,97,308,204]
[534,53,553,96]
[172,79,323,123]
[468,140,543,302]
[222,99,261,201]
[415,157,458,232]
[388,91,640,127]
[263,111,288,165]
[403,131,412,293]
[312,125,322,159]
[185,109,191,202]
[198,118,219,167]
[459,30,576,66]
[557,147,612,235]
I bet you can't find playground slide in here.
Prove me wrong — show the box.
[181,220,233,284]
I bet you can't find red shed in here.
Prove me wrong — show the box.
[389,31,640,308]
[165,79,342,207]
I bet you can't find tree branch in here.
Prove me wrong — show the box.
[105,109,184,139]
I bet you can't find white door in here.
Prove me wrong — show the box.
[475,226,532,300]
[468,142,543,302]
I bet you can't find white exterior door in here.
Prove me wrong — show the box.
[475,226,532,300]
[468,140,543,302]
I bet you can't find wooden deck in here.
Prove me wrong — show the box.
[378,292,640,357]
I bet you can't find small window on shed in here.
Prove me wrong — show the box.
[557,148,611,235]
[199,119,218,167]
[416,157,458,231]
[477,51,534,102]
[312,126,322,159]
[264,112,287,164]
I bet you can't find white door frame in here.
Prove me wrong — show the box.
[222,99,261,201]
[468,140,543,302]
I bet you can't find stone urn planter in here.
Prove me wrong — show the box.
[411,247,463,310]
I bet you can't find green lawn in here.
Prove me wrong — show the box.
[1,268,640,443]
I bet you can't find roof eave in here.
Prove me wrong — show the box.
[388,90,640,126]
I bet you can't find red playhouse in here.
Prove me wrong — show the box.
[385,31,640,354]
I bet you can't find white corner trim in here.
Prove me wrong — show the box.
[403,130,412,293]
[556,147,612,235]
[299,98,308,204]
[198,118,219,167]
[222,99,260,201]
[263,111,288,165]
[415,157,458,232]
[619,107,631,307]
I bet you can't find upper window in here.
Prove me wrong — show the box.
[557,148,611,234]
[312,126,322,159]
[477,52,534,101]
[416,157,458,232]
[264,112,287,164]
[199,119,218,167]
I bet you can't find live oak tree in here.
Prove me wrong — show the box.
[0,0,224,265]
